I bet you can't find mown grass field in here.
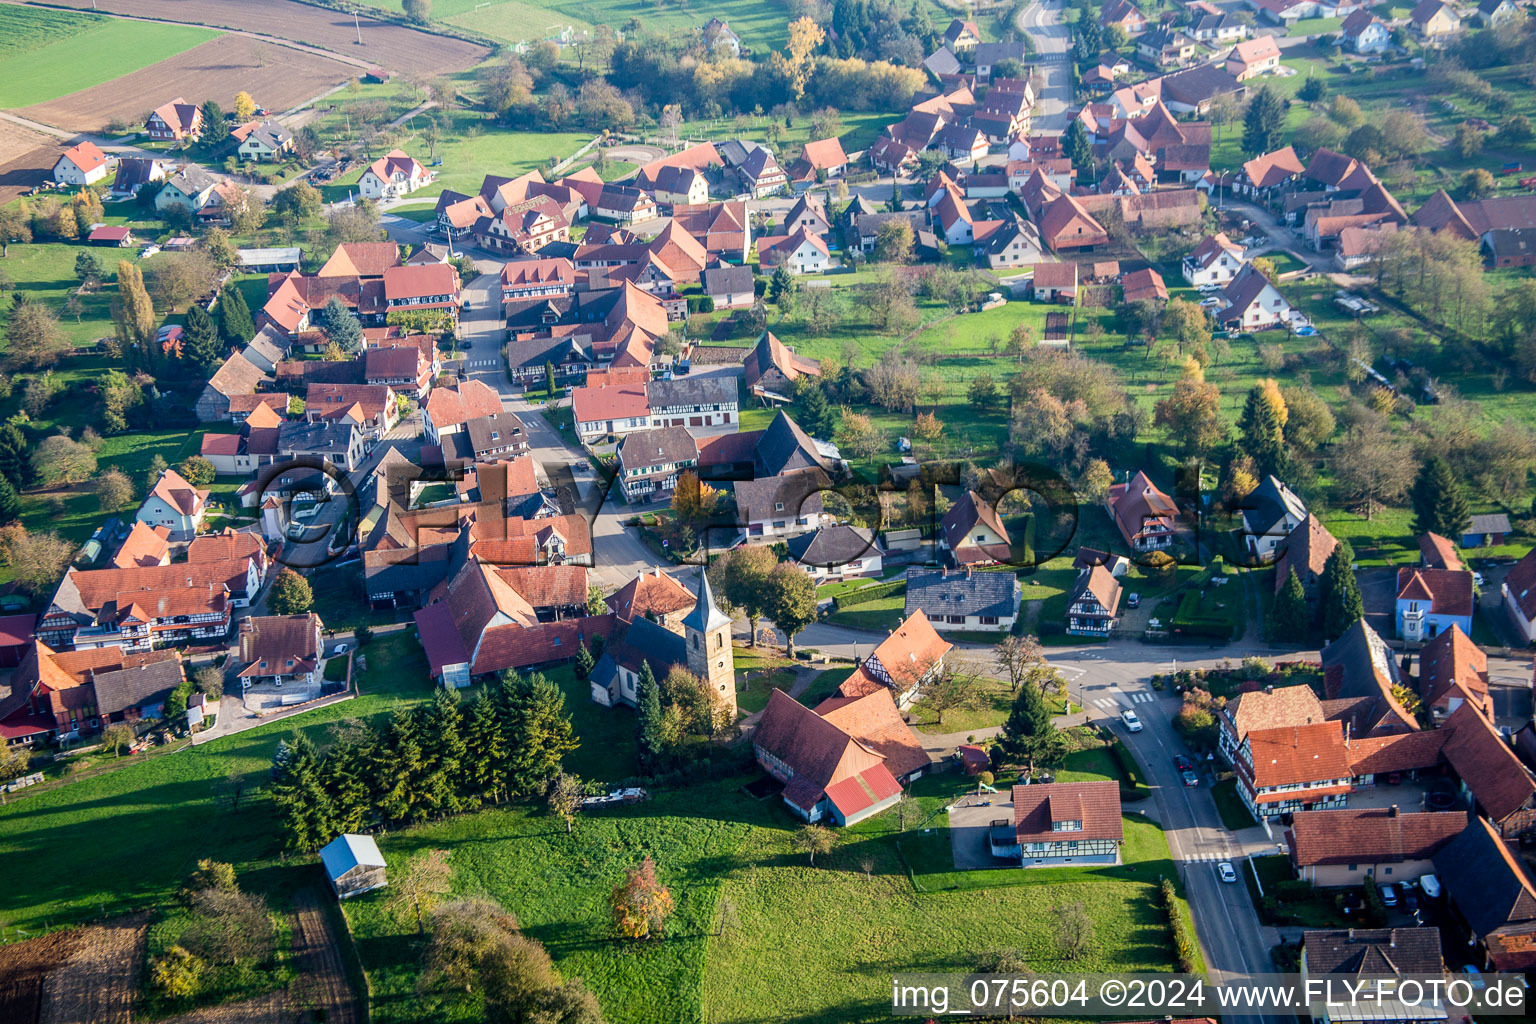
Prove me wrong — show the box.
[0,6,219,108]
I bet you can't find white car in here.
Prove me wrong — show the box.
[1120,709,1143,732]
[332,643,350,656]
[1473,571,1485,587]
[1218,862,1237,883]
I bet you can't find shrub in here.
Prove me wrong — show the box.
[832,580,906,609]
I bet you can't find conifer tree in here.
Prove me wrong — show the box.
[0,475,19,524]
[1064,118,1093,176]
[1320,540,1364,641]
[574,640,594,682]
[463,688,508,803]
[0,422,31,489]
[181,304,223,376]
[218,282,255,344]
[420,687,469,816]
[1410,457,1471,541]
[375,709,429,827]
[321,729,376,835]
[635,660,664,771]
[504,673,578,796]
[1269,567,1311,640]
[269,734,335,852]
[1237,383,1288,479]
[1000,677,1052,761]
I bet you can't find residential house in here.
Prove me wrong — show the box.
[1299,929,1445,1011]
[1099,0,1149,34]
[1420,532,1465,572]
[729,466,835,540]
[1477,0,1522,27]
[1236,147,1306,199]
[473,196,571,255]
[237,613,324,690]
[1235,720,1354,818]
[1411,0,1460,38]
[1417,625,1491,722]
[670,200,752,263]
[1138,29,1201,69]
[383,263,460,324]
[136,469,208,543]
[304,383,399,443]
[1215,262,1291,331]
[422,379,503,445]
[357,150,429,200]
[1341,9,1392,52]
[973,40,1028,80]
[700,263,755,309]
[743,331,820,399]
[835,609,950,709]
[939,490,1012,566]
[1395,567,1474,643]
[990,781,1124,866]
[647,376,737,428]
[1432,818,1536,971]
[199,402,282,474]
[573,383,651,440]
[501,258,576,304]
[1241,475,1308,561]
[1035,192,1110,253]
[1065,564,1122,637]
[1274,514,1339,601]
[277,421,366,473]
[1439,701,1536,833]
[1182,233,1246,286]
[155,165,219,215]
[904,566,1021,632]
[465,412,531,462]
[145,97,202,142]
[0,642,184,742]
[787,525,881,581]
[755,227,831,274]
[618,426,698,503]
[39,557,259,651]
[697,408,841,482]
[1321,618,1420,736]
[1107,470,1179,553]
[650,165,709,206]
[1226,35,1281,80]
[320,835,388,899]
[1462,512,1511,548]
[365,337,436,399]
[783,194,830,238]
[52,141,112,186]
[1334,222,1397,271]
[788,137,849,185]
[943,18,983,51]
[234,121,294,162]
[1218,683,1327,764]
[1501,546,1536,642]
[1028,261,1078,303]
[111,523,171,570]
[594,184,659,225]
[977,217,1040,270]
[1288,808,1465,887]
[1190,10,1251,42]
[1121,267,1168,304]
[196,352,273,422]
[739,146,789,197]
[110,157,167,198]
[702,16,741,55]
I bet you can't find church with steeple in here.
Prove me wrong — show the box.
[588,569,736,717]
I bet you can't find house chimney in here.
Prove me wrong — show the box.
[1264,684,1273,694]
[1388,805,1398,817]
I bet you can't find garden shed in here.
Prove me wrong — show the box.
[319,833,388,899]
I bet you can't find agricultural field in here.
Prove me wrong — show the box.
[35,0,490,76]
[0,6,218,110]
[19,36,357,133]
[0,120,55,205]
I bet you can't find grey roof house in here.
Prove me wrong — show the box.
[904,567,1021,632]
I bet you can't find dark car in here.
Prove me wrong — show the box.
[1174,754,1196,772]
[1181,768,1200,787]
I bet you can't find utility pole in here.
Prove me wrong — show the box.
[354,10,363,45]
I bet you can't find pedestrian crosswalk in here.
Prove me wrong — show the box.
[1190,852,1223,862]
[466,359,499,368]
[1090,692,1154,709]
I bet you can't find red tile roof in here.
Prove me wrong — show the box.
[572,383,649,425]
[147,468,208,516]
[1418,624,1490,715]
[111,523,171,569]
[1440,701,1536,822]
[1245,721,1352,790]
[940,491,1011,565]
[1395,567,1474,618]
[494,564,588,609]
[1011,780,1123,843]
[1418,532,1464,571]
[425,379,503,430]
[813,688,931,780]
[1275,515,1339,592]
[606,569,695,623]
[754,688,893,813]
[1344,729,1447,776]
[383,263,457,302]
[1289,807,1464,867]
[59,141,109,174]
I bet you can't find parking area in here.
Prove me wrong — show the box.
[241,681,323,713]
[948,793,1014,871]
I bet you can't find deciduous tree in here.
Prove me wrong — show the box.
[268,568,314,614]
[611,857,674,938]
[764,563,818,657]
[792,824,835,866]
[5,300,68,370]
[388,848,453,935]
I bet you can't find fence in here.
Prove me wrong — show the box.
[550,135,604,177]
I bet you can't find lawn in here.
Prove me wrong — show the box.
[907,675,1069,736]
[733,648,799,714]
[1210,777,1258,831]
[305,562,402,633]
[0,242,138,348]
[823,593,906,631]
[0,633,438,935]
[0,7,219,108]
[1244,854,1353,928]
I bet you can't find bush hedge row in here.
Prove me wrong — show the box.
[832,580,907,610]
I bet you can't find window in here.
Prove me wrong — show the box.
[980,616,999,625]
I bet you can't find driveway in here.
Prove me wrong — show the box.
[949,794,1014,870]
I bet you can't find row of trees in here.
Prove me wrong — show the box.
[708,544,820,655]
[269,673,578,851]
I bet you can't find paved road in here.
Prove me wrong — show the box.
[1018,0,1073,134]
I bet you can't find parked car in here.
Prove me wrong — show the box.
[1381,883,1398,907]
[1127,593,1140,609]
[1181,768,1199,787]
[1121,709,1143,732]
[1218,862,1237,883]
[1419,874,1441,899]
[1174,754,1196,772]
[1473,571,1486,587]
[332,643,350,656]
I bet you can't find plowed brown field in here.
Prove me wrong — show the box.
[0,120,55,204]
[28,0,487,76]
[19,36,356,132]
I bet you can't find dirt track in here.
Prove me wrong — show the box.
[0,929,83,1024]
[29,0,488,76]
[0,119,56,205]
[19,36,356,133]
[38,913,147,1024]
[288,889,360,1024]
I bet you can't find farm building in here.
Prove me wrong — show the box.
[319,833,388,898]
